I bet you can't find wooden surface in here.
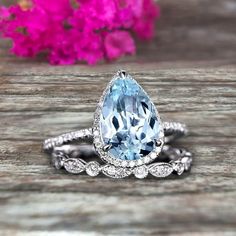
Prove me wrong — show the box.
[0,0,236,235]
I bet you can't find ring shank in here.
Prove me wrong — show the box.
[43,122,192,178]
[43,122,188,152]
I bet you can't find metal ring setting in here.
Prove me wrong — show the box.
[43,70,192,179]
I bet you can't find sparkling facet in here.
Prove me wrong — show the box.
[134,166,148,179]
[100,75,161,161]
[86,161,100,177]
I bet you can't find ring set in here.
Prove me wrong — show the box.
[43,70,192,179]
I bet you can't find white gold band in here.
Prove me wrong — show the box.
[43,122,187,151]
[43,122,192,179]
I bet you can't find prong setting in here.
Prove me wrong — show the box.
[155,139,163,147]
[117,69,127,79]
[102,144,112,152]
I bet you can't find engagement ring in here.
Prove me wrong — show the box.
[43,70,192,179]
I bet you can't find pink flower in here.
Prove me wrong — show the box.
[133,0,160,40]
[0,0,160,65]
[48,30,77,65]
[105,31,135,60]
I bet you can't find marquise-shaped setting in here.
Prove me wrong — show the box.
[148,163,173,177]
[63,158,86,174]
[93,70,164,167]
[102,165,132,178]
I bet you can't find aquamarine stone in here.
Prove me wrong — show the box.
[100,76,161,161]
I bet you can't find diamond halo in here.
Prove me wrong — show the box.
[43,70,191,179]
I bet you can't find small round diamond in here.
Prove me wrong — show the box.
[84,129,91,136]
[94,137,100,143]
[174,163,185,175]
[93,130,99,136]
[159,130,164,138]
[107,165,116,175]
[121,160,127,167]
[144,156,150,163]
[95,142,102,148]
[86,161,100,177]
[150,152,156,159]
[155,146,161,153]
[113,159,120,166]
[133,166,148,179]
[137,159,143,166]
[74,131,82,138]
[103,152,108,158]
[100,151,105,156]
[129,161,135,167]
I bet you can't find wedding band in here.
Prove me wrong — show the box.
[43,70,192,179]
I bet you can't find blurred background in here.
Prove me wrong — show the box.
[0,1,236,236]
[1,0,236,66]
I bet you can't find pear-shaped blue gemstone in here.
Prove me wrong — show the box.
[100,77,161,161]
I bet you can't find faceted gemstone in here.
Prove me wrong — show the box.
[100,75,161,161]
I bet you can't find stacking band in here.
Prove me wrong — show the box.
[43,122,192,179]
[43,70,192,179]
[43,122,187,151]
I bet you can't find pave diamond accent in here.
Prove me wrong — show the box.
[64,158,85,174]
[43,70,191,179]
[86,161,100,177]
[133,166,148,179]
[172,162,185,175]
[148,163,173,177]
[102,164,132,178]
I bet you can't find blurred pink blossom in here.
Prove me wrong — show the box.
[105,31,135,60]
[0,0,160,65]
